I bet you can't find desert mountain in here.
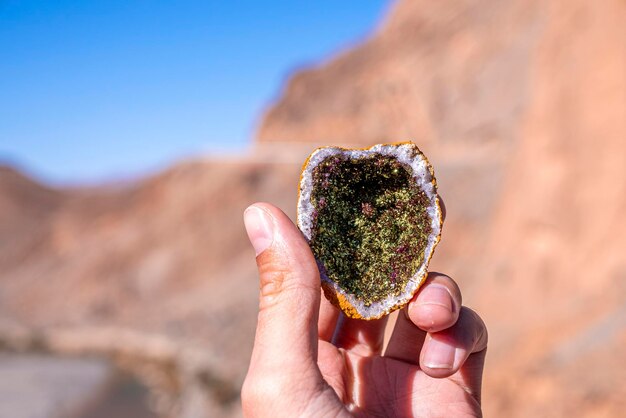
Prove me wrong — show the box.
[257,0,626,416]
[1,0,625,417]
[0,158,305,416]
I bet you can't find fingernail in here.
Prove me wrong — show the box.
[416,284,453,313]
[244,206,274,256]
[422,335,456,369]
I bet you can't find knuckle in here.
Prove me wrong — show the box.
[257,254,289,292]
[256,254,319,310]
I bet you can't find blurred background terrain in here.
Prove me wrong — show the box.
[1,0,625,417]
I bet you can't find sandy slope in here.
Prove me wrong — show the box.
[1,0,625,416]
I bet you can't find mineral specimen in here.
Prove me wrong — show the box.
[297,143,443,320]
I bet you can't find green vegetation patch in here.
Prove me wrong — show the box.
[309,154,432,306]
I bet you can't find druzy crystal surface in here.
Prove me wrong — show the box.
[309,154,431,305]
[298,144,442,319]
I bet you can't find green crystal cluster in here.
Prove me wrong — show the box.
[309,154,432,306]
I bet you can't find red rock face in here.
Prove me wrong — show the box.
[258,0,626,416]
[1,0,625,416]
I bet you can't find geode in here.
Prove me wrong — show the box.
[297,143,443,320]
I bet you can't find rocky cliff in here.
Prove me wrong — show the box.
[1,0,625,416]
[257,0,626,416]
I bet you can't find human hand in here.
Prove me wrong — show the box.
[242,202,488,417]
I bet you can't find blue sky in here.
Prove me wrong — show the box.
[0,0,389,184]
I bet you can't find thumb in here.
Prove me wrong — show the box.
[243,202,321,374]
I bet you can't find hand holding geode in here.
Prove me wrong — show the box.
[297,143,443,320]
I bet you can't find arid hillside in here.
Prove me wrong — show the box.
[257,0,626,416]
[0,157,307,417]
[1,0,625,417]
